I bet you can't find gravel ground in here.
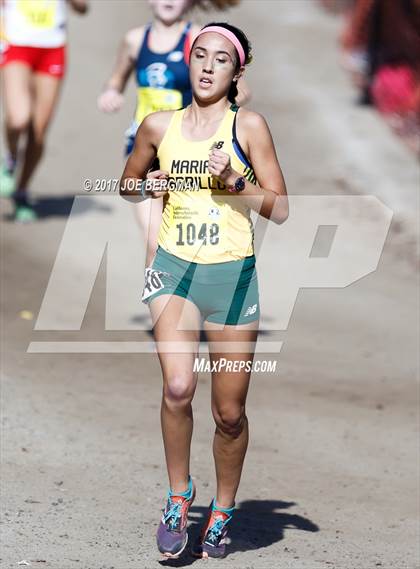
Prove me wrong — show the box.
[1,2,418,568]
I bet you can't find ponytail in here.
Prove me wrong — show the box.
[228,80,239,104]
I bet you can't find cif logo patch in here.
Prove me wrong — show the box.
[208,207,220,220]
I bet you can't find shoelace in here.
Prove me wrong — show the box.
[163,499,183,530]
[207,517,227,544]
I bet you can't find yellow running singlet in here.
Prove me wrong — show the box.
[157,104,257,264]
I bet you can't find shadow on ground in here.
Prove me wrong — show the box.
[35,194,112,218]
[158,499,319,566]
[2,194,112,220]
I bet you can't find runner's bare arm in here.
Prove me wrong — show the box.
[120,112,171,199]
[67,0,89,14]
[208,110,288,224]
[98,28,144,112]
[238,111,288,223]
[236,111,288,223]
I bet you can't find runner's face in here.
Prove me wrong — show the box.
[190,33,242,102]
[148,0,192,24]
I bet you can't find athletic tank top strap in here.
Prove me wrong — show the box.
[136,20,192,73]
[173,21,192,52]
[158,103,251,158]
[137,22,152,62]
[157,103,235,159]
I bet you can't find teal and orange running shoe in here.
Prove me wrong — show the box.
[156,475,196,558]
[191,497,235,559]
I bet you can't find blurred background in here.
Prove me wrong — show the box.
[1,1,419,568]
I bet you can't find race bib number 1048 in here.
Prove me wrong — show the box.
[176,222,220,246]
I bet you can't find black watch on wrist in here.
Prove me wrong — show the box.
[228,175,246,193]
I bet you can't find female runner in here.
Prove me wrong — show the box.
[98,0,248,267]
[120,22,288,559]
[0,0,88,221]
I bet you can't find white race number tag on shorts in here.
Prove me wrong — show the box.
[142,267,167,302]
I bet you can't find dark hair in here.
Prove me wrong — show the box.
[192,22,252,103]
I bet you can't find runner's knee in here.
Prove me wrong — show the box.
[7,113,30,134]
[213,405,246,438]
[163,375,195,408]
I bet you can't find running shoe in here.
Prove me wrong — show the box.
[191,497,235,559]
[156,475,196,558]
[0,163,16,198]
[13,194,37,223]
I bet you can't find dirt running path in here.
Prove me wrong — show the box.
[1,2,418,568]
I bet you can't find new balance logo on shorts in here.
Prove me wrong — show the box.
[244,304,258,317]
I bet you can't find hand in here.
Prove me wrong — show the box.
[97,88,124,113]
[145,169,169,198]
[208,148,236,185]
[68,0,89,14]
